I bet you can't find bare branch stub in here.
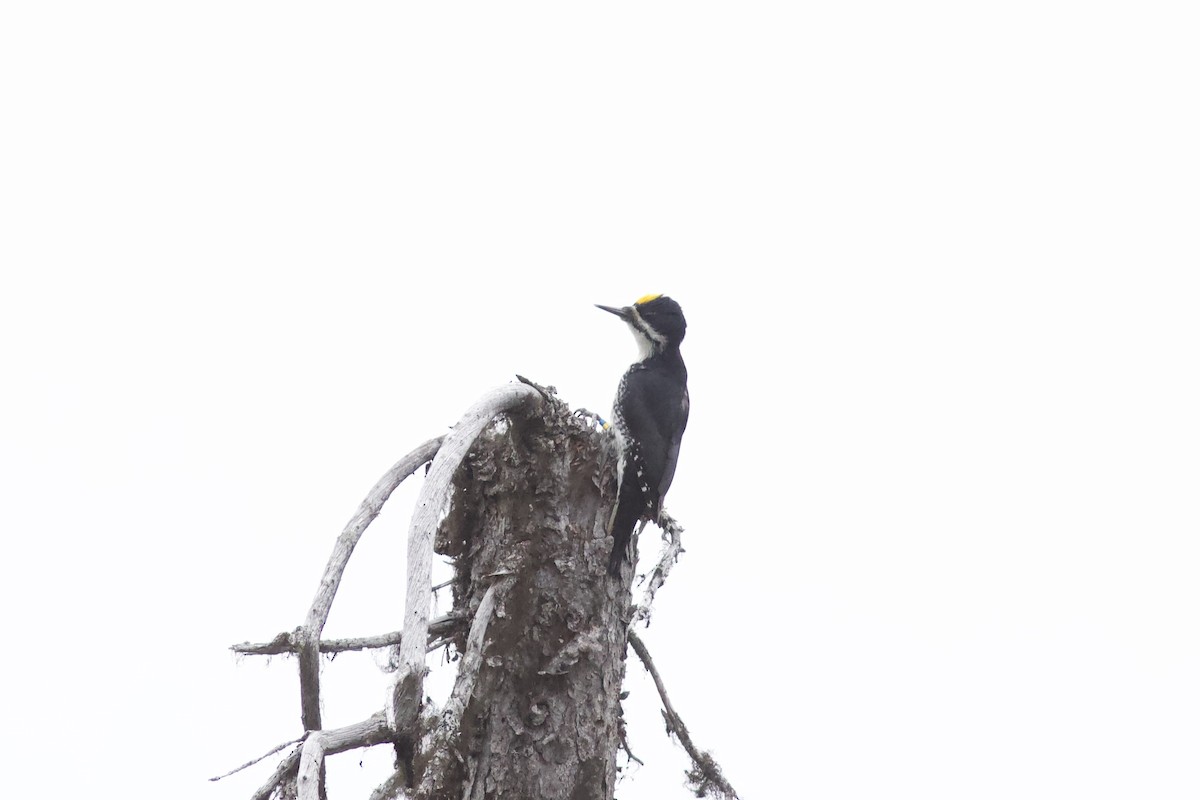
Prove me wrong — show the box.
[209,734,307,782]
[628,630,740,799]
[231,614,464,657]
[619,720,644,768]
[229,630,296,658]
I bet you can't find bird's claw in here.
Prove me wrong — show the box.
[573,408,610,430]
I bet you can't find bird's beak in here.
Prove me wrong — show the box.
[596,304,632,321]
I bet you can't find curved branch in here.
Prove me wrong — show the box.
[628,630,740,799]
[389,385,542,742]
[296,436,444,731]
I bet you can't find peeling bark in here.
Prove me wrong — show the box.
[429,400,632,800]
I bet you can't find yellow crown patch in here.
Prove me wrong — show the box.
[634,293,662,305]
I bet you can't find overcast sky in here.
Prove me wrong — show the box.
[2,3,1198,799]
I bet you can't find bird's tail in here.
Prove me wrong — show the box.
[607,481,644,576]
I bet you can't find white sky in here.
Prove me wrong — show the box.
[2,3,1198,798]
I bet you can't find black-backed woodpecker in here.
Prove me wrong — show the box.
[596,294,689,576]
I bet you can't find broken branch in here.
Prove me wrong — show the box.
[630,512,684,628]
[208,733,307,782]
[628,630,740,799]
[231,613,463,656]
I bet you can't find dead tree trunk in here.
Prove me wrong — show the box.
[222,382,738,800]
[430,399,630,800]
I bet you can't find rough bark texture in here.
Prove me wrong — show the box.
[221,385,740,800]
[430,400,632,800]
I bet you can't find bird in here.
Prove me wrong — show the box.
[596,294,689,576]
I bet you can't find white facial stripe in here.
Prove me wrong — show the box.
[626,321,656,361]
[630,307,667,344]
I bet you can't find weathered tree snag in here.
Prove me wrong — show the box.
[221,382,741,800]
[428,396,631,800]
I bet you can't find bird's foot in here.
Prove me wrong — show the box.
[573,407,610,431]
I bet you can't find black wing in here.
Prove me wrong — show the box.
[621,366,689,515]
[656,385,689,503]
